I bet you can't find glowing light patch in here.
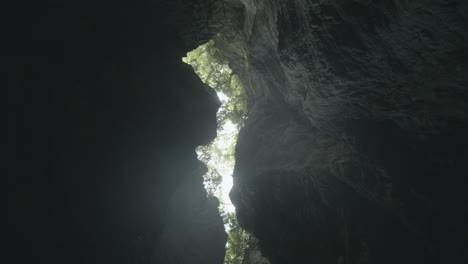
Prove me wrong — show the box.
[182,40,246,215]
[217,91,229,103]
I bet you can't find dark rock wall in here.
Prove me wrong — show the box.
[7,1,226,263]
[218,0,468,263]
[242,237,271,264]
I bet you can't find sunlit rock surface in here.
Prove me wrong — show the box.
[218,0,468,263]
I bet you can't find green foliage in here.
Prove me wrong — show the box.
[183,40,247,129]
[186,39,247,200]
[222,210,250,264]
[196,127,238,198]
[184,40,249,264]
[198,144,222,197]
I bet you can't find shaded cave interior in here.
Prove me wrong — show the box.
[7,0,468,264]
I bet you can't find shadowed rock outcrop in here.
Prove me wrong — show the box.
[217,0,468,263]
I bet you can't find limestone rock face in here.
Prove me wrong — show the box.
[218,0,468,263]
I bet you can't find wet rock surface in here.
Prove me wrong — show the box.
[219,0,468,263]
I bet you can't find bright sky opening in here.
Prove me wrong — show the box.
[182,40,247,216]
[195,91,237,213]
[183,39,251,264]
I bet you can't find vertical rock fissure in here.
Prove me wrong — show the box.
[182,39,250,264]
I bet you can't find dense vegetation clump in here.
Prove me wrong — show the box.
[183,40,250,264]
[223,211,250,264]
[183,40,247,128]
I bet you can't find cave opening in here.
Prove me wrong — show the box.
[182,39,250,264]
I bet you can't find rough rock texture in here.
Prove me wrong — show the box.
[219,0,468,263]
[7,1,226,263]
